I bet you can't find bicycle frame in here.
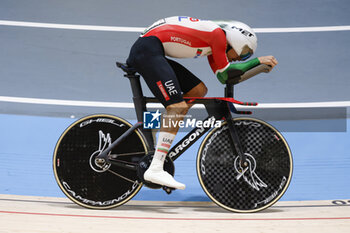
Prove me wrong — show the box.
[54,62,293,212]
[97,63,270,166]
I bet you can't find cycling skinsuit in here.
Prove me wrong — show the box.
[127,16,230,107]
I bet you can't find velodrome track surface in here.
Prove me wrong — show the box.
[0,0,350,232]
[1,195,350,233]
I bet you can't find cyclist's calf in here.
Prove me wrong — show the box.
[162,101,189,134]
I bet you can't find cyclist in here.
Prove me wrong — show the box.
[126,16,278,190]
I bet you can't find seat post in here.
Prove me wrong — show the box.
[126,73,155,150]
[127,73,143,99]
[225,83,234,98]
[116,61,155,149]
[126,73,146,123]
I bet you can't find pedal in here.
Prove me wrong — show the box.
[163,186,175,195]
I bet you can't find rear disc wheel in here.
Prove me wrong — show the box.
[53,114,148,209]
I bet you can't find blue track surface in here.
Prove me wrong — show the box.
[0,114,349,201]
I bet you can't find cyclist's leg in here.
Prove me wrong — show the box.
[166,58,208,99]
[127,36,188,189]
[152,60,208,188]
[127,36,184,106]
[144,101,188,189]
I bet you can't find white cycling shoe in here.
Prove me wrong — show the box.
[144,169,186,190]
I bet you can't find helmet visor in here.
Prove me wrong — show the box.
[240,45,253,61]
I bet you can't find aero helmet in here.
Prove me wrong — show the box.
[216,20,257,60]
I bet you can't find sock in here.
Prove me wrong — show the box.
[149,131,176,170]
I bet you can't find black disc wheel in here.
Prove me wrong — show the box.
[53,115,148,209]
[197,118,292,213]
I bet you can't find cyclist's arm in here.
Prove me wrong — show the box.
[212,58,260,84]
[207,29,230,75]
[207,29,261,84]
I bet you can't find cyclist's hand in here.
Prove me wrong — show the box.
[258,56,278,69]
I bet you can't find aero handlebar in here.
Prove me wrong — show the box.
[227,64,272,85]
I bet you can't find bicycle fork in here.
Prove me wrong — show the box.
[225,116,248,168]
[224,84,248,168]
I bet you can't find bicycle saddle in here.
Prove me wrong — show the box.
[116,61,137,75]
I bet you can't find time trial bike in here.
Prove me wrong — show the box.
[53,62,293,213]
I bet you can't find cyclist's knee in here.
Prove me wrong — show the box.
[166,101,189,115]
[198,82,208,97]
[184,82,208,97]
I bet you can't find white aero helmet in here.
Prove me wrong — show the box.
[216,20,257,60]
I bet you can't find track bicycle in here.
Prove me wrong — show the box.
[53,62,293,213]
